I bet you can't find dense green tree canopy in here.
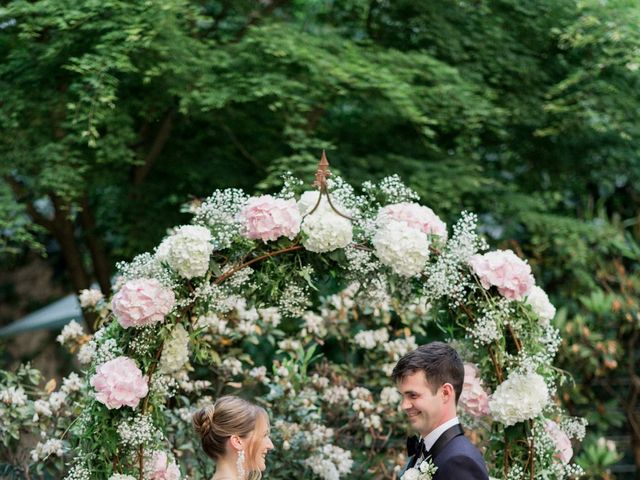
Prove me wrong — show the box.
[1,0,639,475]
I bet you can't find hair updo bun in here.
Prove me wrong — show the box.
[192,404,215,438]
[192,395,268,465]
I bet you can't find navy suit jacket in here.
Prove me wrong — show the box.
[431,434,488,480]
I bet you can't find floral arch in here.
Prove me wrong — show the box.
[55,154,585,480]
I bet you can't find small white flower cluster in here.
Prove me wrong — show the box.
[249,366,269,383]
[109,475,137,480]
[362,174,420,204]
[423,212,485,306]
[128,326,159,357]
[354,328,389,350]
[64,463,91,480]
[115,253,175,290]
[117,414,160,448]
[0,386,27,406]
[30,438,64,461]
[533,423,584,478]
[323,385,350,405]
[61,373,83,394]
[77,341,96,364]
[277,338,303,353]
[159,324,190,374]
[224,266,255,290]
[344,246,380,278]
[78,288,104,308]
[192,188,248,250]
[379,386,402,407]
[302,311,327,337]
[383,336,418,361]
[150,374,178,399]
[196,313,228,334]
[305,444,354,480]
[278,283,311,318]
[93,338,122,365]
[258,306,282,327]
[489,372,549,426]
[221,357,243,376]
[468,298,514,347]
[303,424,334,446]
[56,320,85,346]
[350,387,383,430]
[560,417,588,441]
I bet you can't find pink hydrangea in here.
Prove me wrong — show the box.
[239,195,302,242]
[544,420,573,464]
[459,363,490,417]
[148,451,181,480]
[112,278,175,329]
[377,202,447,239]
[90,356,148,409]
[468,249,535,300]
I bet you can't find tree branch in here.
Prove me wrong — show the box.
[132,108,176,187]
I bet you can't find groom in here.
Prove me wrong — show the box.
[392,342,488,479]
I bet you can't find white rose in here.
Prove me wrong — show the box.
[525,286,556,326]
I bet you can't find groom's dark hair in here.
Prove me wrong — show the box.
[392,341,464,403]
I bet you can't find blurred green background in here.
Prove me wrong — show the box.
[1,0,638,477]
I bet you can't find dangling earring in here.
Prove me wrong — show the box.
[236,449,246,479]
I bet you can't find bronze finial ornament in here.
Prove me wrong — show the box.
[307,150,351,220]
[313,149,331,191]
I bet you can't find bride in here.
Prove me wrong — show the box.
[193,396,274,480]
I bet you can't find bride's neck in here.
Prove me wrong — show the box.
[213,457,241,480]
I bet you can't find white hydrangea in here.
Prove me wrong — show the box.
[372,221,430,277]
[525,286,556,326]
[159,324,190,374]
[78,288,104,308]
[301,210,353,253]
[156,225,213,279]
[489,372,549,426]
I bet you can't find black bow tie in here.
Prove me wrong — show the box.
[407,435,428,459]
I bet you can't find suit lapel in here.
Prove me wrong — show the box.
[428,424,464,460]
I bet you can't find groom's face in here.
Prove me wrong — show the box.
[397,370,444,437]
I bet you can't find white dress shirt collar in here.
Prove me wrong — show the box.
[422,417,460,452]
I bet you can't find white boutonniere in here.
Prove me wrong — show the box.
[401,458,438,480]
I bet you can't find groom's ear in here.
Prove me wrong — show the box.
[441,382,455,403]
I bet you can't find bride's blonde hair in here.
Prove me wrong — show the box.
[193,395,269,480]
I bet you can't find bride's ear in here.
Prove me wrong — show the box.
[229,434,244,451]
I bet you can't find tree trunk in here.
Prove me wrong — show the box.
[50,195,91,292]
[79,194,112,296]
